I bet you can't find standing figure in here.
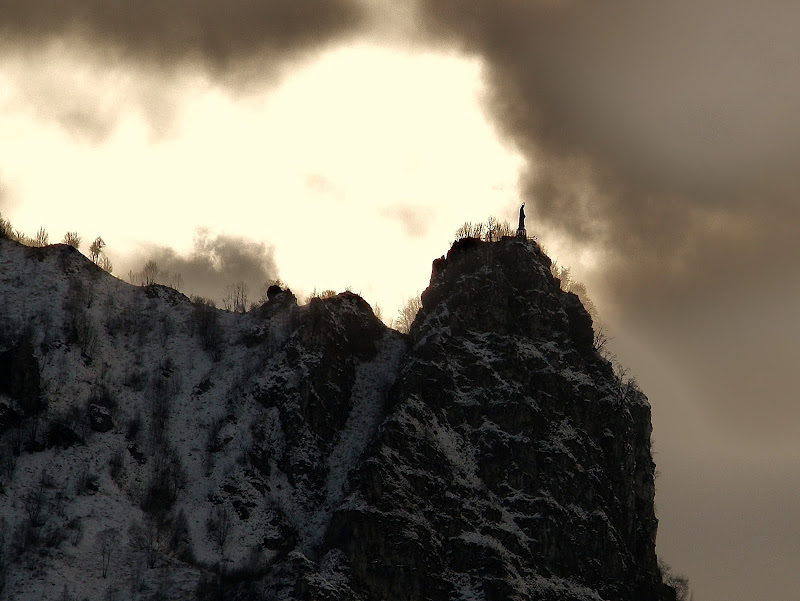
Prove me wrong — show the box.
[516,203,527,238]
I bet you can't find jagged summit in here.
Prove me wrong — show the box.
[416,236,593,348]
[0,236,669,601]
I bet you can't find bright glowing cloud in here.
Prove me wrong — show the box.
[0,44,523,318]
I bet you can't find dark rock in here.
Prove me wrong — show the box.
[88,403,114,433]
[128,443,147,464]
[84,474,100,493]
[46,421,84,449]
[24,439,46,453]
[267,284,284,301]
[258,286,298,318]
[0,402,21,436]
[300,239,664,601]
[0,338,42,415]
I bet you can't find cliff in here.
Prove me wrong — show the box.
[0,236,669,600]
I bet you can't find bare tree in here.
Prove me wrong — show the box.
[306,288,337,302]
[222,281,249,312]
[612,361,640,404]
[551,262,599,320]
[550,262,571,290]
[454,214,529,243]
[24,487,45,529]
[89,237,105,264]
[168,272,184,292]
[372,303,384,324]
[660,559,691,601]
[97,527,118,578]
[99,255,114,274]
[141,260,159,286]
[395,294,422,334]
[0,213,12,240]
[592,325,611,355]
[567,280,597,318]
[24,470,49,528]
[233,282,248,313]
[496,219,514,238]
[454,222,473,240]
[62,232,81,249]
[485,216,498,242]
[207,506,230,553]
[129,520,160,569]
[33,227,49,247]
[455,221,484,240]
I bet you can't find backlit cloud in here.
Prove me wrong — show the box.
[127,229,279,305]
[380,205,435,238]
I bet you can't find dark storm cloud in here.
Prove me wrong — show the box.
[417,0,800,302]
[0,0,365,75]
[131,230,278,305]
[416,0,800,447]
[0,0,366,141]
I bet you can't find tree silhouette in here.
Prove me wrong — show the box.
[395,295,422,334]
[33,227,49,247]
[89,237,105,264]
[141,260,159,286]
[62,232,81,249]
[96,527,118,578]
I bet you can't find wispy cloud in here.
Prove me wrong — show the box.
[380,205,435,238]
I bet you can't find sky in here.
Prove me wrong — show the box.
[1,1,799,599]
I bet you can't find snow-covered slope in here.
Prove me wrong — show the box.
[0,237,670,601]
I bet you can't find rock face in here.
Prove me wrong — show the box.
[302,238,663,601]
[0,237,668,601]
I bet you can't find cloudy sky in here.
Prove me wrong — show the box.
[2,1,799,598]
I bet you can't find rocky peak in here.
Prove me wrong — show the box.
[305,237,665,601]
[416,237,594,350]
[310,239,663,601]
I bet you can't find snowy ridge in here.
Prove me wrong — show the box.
[0,237,667,601]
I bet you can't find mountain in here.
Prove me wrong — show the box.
[0,236,673,600]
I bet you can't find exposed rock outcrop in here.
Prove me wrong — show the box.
[303,238,663,601]
[0,236,669,601]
